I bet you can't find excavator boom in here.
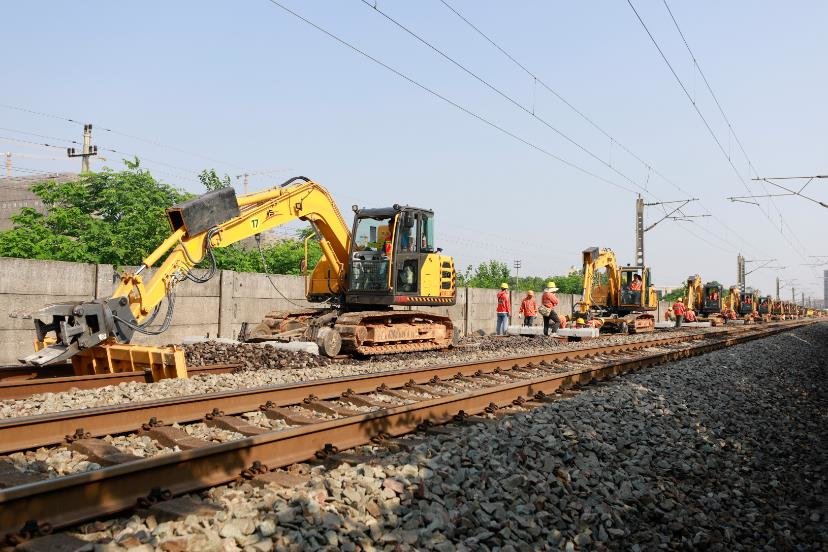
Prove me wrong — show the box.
[24,177,352,365]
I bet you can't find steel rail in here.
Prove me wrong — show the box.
[0,321,809,539]
[0,330,740,454]
[0,364,242,401]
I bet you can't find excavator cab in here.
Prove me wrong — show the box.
[758,296,772,315]
[739,290,758,316]
[619,267,648,307]
[702,283,723,315]
[347,205,455,307]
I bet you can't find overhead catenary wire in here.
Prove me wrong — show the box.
[366,0,753,258]
[0,126,204,186]
[359,0,653,197]
[659,0,815,260]
[435,0,758,257]
[0,103,243,171]
[263,0,639,195]
[624,0,811,264]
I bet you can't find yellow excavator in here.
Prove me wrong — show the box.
[770,298,785,320]
[23,177,457,368]
[573,247,657,333]
[737,288,759,322]
[756,295,773,322]
[685,275,725,325]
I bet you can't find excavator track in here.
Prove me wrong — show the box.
[335,310,454,356]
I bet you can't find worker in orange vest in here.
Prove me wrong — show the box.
[519,290,538,326]
[629,273,643,291]
[541,281,561,336]
[684,309,697,322]
[672,298,686,328]
[496,283,511,336]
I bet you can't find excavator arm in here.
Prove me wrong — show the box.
[685,275,703,312]
[576,247,620,316]
[23,177,352,366]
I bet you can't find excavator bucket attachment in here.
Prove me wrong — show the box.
[21,297,136,366]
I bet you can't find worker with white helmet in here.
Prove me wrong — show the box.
[540,281,561,336]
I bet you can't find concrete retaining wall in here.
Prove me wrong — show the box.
[0,257,641,364]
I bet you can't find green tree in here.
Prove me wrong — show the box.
[0,166,323,276]
[663,286,687,302]
[455,260,585,293]
[198,169,231,191]
[0,166,191,266]
[462,260,512,289]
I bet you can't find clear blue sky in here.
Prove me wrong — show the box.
[2,1,826,300]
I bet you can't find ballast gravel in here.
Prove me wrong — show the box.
[14,321,822,552]
[0,329,721,419]
[183,342,331,371]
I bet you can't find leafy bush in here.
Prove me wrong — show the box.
[0,165,320,274]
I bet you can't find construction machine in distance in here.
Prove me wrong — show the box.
[573,247,658,333]
[23,177,458,370]
[770,299,786,320]
[756,295,773,322]
[738,288,760,321]
[721,286,742,321]
[684,275,725,325]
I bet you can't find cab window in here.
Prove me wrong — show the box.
[421,214,435,252]
[397,214,417,253]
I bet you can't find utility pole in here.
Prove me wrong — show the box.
[640,197,704,266]
[776,277,780,301]
[67,124,98,173]
[737,254,746,292]
[513,260,521,292]
[4,152,10,177]
[792,287,795,303]
[635,196,644,266]
[801,292,805,307]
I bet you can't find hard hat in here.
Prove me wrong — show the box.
[500,283,509,289]
[577,318,585,324]
[527,290,534,295]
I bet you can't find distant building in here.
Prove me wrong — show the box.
[652,286,676,299]
[0,172,77,230]
[824,270,827,308]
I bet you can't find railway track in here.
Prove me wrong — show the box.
[0,363,242,401]
[0,320,810,542]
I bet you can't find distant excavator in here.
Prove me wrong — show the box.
[573,247,657,333]
[684,275,726,325]
[757,295,773,322]
[23,177,457,370]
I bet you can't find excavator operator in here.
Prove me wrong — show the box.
[628,274,643,291]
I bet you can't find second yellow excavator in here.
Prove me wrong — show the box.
[573,247,658,333]
[684,275,726,325]
[23,177,457,367]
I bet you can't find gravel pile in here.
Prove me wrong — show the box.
[20,322,823,551]
[184,342,331,371]
[0,329,718,419]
